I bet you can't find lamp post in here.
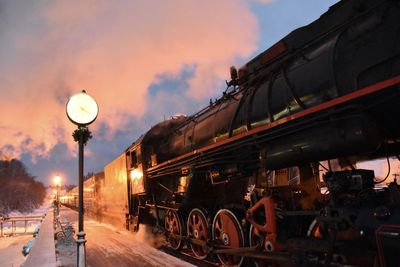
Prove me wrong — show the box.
[66,90,98,267]
[53,175,61,217]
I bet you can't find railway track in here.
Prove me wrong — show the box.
[159,245,219,267]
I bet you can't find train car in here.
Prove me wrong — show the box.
[59,190,75,207]
[94,154,130,230]
[83,175,95,215]
[63,186,78,208]
[61,176,97,214]
[62,0,400,266]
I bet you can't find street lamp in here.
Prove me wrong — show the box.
[53,175,61,216]
[66,90,98,267]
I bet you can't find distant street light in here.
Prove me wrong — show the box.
[53,175,61,216]
[53,175,61,186]
[66,90,98,267]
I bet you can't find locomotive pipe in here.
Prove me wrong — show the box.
[262,115,381,170]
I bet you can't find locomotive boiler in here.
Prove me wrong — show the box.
[62,0,400,266]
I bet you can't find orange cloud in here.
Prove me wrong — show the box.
[0,0,260,159]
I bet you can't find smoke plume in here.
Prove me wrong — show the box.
[0,0,260,160]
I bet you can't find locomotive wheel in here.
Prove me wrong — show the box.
[165,209,184,250]
[307,219,323,238]
[187,208,209,259]
[212,209,245,267]
[249,224,263,247]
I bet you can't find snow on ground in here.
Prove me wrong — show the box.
[1,223,39,237]
[0,193,53,267]
[0,235,32,267]
[59,207,194,267]
[7,203,51,217]
[56,239,76,267]
[1,199,51,236]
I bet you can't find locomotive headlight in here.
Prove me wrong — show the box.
[130,169,143,181]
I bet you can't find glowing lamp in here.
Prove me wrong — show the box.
[53,175,61,185]
[130,169,143,181]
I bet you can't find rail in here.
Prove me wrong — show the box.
[0,215,45,236]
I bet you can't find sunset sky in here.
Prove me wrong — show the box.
[1,0,347,185]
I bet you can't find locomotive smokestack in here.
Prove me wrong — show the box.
[227,66,238,87]
[230,66,238,81]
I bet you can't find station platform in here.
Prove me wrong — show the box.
[23,208,56,267]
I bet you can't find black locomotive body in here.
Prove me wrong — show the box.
[62,0,400,266]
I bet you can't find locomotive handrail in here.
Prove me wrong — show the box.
[172,85,243,131]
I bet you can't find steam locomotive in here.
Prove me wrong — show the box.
[62,0,400,266]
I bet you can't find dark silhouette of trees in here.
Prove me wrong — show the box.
[0,159,46,214]
[63,184,77,192]
[84,172,94,181]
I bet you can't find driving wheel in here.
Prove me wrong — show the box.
[187,208,209,259]
[165,209,184,250]
[212,209,245,266]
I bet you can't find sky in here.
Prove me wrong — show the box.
[0,0,355,186]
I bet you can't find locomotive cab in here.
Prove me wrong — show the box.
[126,147,145,195]
[125,144,146,231]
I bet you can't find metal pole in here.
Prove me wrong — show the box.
[77,127,86,267]
[57,184,60,217]
[53,206,56,230]
[79,128,84,232]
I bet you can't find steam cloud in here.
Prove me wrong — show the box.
[0,0,265,160]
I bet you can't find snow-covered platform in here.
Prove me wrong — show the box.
[23,209,56,267]
[59,206,195,267]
